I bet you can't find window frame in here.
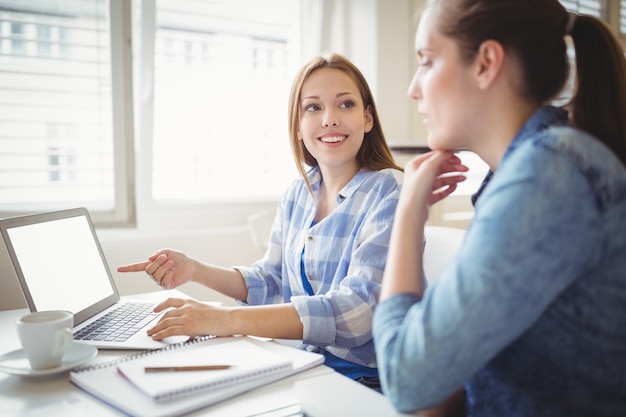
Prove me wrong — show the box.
[103,0,136,227]
[131,0,294,231]
[0,0,136,227]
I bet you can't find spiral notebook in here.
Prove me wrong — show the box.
[70,336,324,417]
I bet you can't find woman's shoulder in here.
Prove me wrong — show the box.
[359,168,403,193]
[361,168,402,189]
[342,168,400,204]
[499,125,626,207]
[522,125,626,183]
[281,176,310,203]
[547,126,623,166]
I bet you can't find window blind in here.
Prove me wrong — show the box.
[0,0,116,212]
[620,0,626,35]
[559,0,604,17]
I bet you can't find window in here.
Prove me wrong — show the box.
[146,0,300,202]
[619,0,626,39]
[0,0,301,226]
[0,0,133,225]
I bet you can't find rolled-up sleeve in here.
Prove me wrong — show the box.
[239,168,400,367]
[292,174,399,365]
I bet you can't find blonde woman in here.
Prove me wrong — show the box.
[119,53,403,388]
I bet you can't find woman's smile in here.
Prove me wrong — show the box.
[319,134,348,144]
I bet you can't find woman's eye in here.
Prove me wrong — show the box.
[304,104,321,112]
[339,100,356,109]
[418,59,432,69]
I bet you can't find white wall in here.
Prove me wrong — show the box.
[97,225,263,306]
[375,0,427,146]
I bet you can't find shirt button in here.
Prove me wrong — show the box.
[308,275,314,281]
[307,236,313,241]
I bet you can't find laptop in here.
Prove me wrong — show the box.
[0,207,187,349]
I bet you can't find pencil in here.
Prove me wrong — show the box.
[144,365,232,372]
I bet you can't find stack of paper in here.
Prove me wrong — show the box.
[70,336,324,417]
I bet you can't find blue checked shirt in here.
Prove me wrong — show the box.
[236,166,400,367]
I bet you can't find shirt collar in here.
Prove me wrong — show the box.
[306,166,374,201]
[471,105,569,205]
[505,105,568,156]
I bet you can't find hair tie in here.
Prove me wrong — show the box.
[565,12,577,35]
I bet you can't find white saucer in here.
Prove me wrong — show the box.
[0,343,97,377]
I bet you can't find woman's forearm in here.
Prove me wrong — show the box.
[193,262,249,301]
[229,303,304,339]
[379,205,427,301]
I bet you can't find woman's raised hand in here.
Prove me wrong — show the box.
[117,249,198,290]
[399,151,469,221]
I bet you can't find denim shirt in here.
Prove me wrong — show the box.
[373,106,626,416]
[237,166,400,368]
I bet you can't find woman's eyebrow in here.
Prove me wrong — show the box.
[302,91,355,101]
[416,47,432,57]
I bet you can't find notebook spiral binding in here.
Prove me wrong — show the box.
[71,335,217,374]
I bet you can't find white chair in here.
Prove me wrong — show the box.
[423,225,466,284]
[247,209,276,253]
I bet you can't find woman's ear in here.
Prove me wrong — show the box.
[474,40,504,90]
[364,105,374,133]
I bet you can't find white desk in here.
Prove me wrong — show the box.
[0,291,408,417]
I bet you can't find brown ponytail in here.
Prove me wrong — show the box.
[568,15,626,165]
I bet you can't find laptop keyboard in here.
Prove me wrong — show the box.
[74,302,159,342]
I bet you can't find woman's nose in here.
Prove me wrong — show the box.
[407,71,422,101]
[322,109,339,127]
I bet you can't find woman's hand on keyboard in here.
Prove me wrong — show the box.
[148,298,233,339]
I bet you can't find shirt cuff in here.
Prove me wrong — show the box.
[291,294,336,346]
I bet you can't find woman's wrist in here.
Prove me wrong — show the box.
[394,202,428,233]
[189,257,201,284]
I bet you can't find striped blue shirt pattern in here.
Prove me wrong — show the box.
[236,166,400,367]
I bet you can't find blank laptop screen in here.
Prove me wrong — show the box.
[6,215,115,314]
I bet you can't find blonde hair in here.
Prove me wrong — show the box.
[287,53,402,194]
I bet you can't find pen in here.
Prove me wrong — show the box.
[144,365,232,372]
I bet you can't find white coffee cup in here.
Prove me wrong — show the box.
[16,310,74,370]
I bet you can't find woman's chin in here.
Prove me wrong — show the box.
[427,134,462,152]
[427,139,450,152]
